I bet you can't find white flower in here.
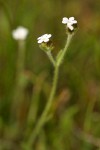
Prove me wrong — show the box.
[12,26,29,40]
[37,34,52,44]
[62,17,77,31]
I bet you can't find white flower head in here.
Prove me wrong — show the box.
[62,17,77,31]
[12,26,29,40]
[37,34,52,44]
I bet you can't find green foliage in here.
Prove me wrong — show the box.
[0,0,100,150]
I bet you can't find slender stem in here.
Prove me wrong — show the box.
[25,66,59,149]
[24,33,73,149]
[46,51,56,67]
[17,40,26,76]
[11,40,26,120]
[57,34,73,67]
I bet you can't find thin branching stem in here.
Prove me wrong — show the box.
[24,33,73,150]
[57,33,73,67]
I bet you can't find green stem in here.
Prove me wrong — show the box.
[57,34,73,67]
[46,51,56,67]
[25,66,59,149]
[24,33,73,149]
[17,40,26,76]
[11,40,26,120]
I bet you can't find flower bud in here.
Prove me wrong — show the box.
[12,26,29,40]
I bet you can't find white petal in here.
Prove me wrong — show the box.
[38,39,43,43]
[37,34,51,43]
[48,34,52,38]
[43,34,48,38]
[37,36,42,40]
[67,24,74,31]
[72,20,77,24]
[38,34,46,40]
[69,17,74,21]
[62,17,68,24]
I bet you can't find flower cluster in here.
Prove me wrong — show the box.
[37,17,77,52]
[37,17,77,45]
[37,34,52,44]
[62,17,77,31]
[12,26,29,40]
[37,34,53,51]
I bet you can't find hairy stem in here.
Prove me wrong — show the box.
[46,51,56,67]
[57,34,73,67]
[24,33,73,149]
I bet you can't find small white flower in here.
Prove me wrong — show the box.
[62,17,77,31]
[12,26,29,40]
[37,34,52,44]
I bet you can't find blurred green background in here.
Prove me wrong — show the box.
[0,0,100,149]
